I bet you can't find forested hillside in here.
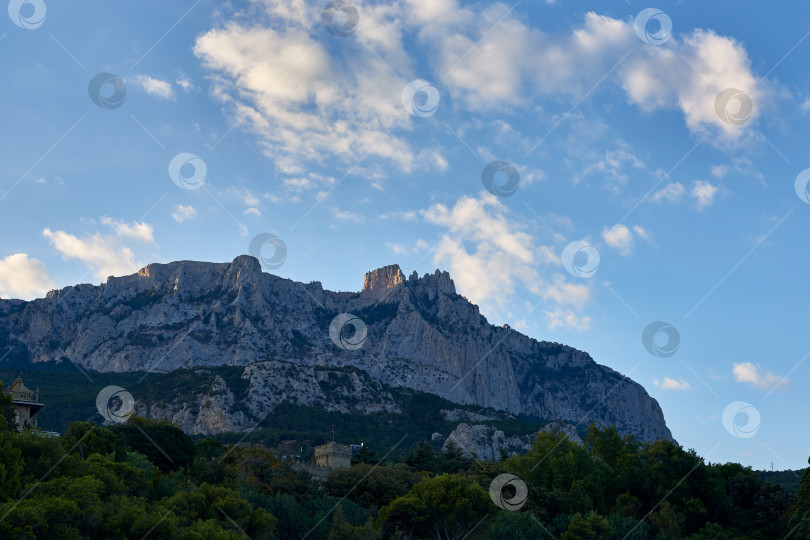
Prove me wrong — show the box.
[0,379,804,539]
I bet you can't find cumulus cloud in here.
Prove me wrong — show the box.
[193,3,766,180]
[0,253,56,300]
[649,180,722,210]
[194,21,420,176]
[602,224,635,256]
[43,218,155,281]
[132,75,175,99]
[691,180,720,209]
[733,362,787,391]
[650,182,686,204]
[422,192,590,330]
[172,205,197,223]
[653,377,691,391]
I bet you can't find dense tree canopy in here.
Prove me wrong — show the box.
[0,386,801,540]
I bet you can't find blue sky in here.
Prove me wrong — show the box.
[1,0,809,470]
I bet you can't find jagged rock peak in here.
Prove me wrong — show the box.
[362,264,404,293]
[422,269,456,296]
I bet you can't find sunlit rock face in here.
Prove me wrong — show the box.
[0,256,673,442]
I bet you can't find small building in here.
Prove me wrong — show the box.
[7,374,44,430]
[313,441,352,470]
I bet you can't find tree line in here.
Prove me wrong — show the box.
[0,381,807,539]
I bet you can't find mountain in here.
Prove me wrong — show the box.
[0,256,673,443]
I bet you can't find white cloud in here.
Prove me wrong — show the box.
[228,187,261,207]
[650,182,686,204]
[426,9,763,139]
[176,74,194,92]
[0,253,56,300]
[172,205,197,223]
[194,21,424,177]
[545,308,591,331]
[733,362,787,391]
[422,193,590,328]
[192,4,766,182]
[621,29,761,141]
[333,208,364,223]
[43,219,155,281]
[99,217,154,243]
[691,180,720,209]
[244,207,262,217]
[386,242,408,255]
[132,75,175,99]
[633,225,652,243]
[573,142,645,192]
[602,224,635,256]
[653,378,691,391]
[380,210,418,221]
[385,239,429,256]
[710,165,729,179]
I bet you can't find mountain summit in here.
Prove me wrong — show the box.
[0,256,672,442]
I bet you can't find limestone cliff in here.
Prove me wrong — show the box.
[0,256,673,442]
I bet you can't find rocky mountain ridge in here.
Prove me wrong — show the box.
[0,255,673,442]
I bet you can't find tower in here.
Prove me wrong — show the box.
[7,373,44,430]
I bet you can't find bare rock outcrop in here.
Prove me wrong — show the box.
[0,256,673,443]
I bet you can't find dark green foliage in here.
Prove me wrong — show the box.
[324,462,420,508]
[109,418,196,472]
[377,473,494,539]
[0,370,801,539]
